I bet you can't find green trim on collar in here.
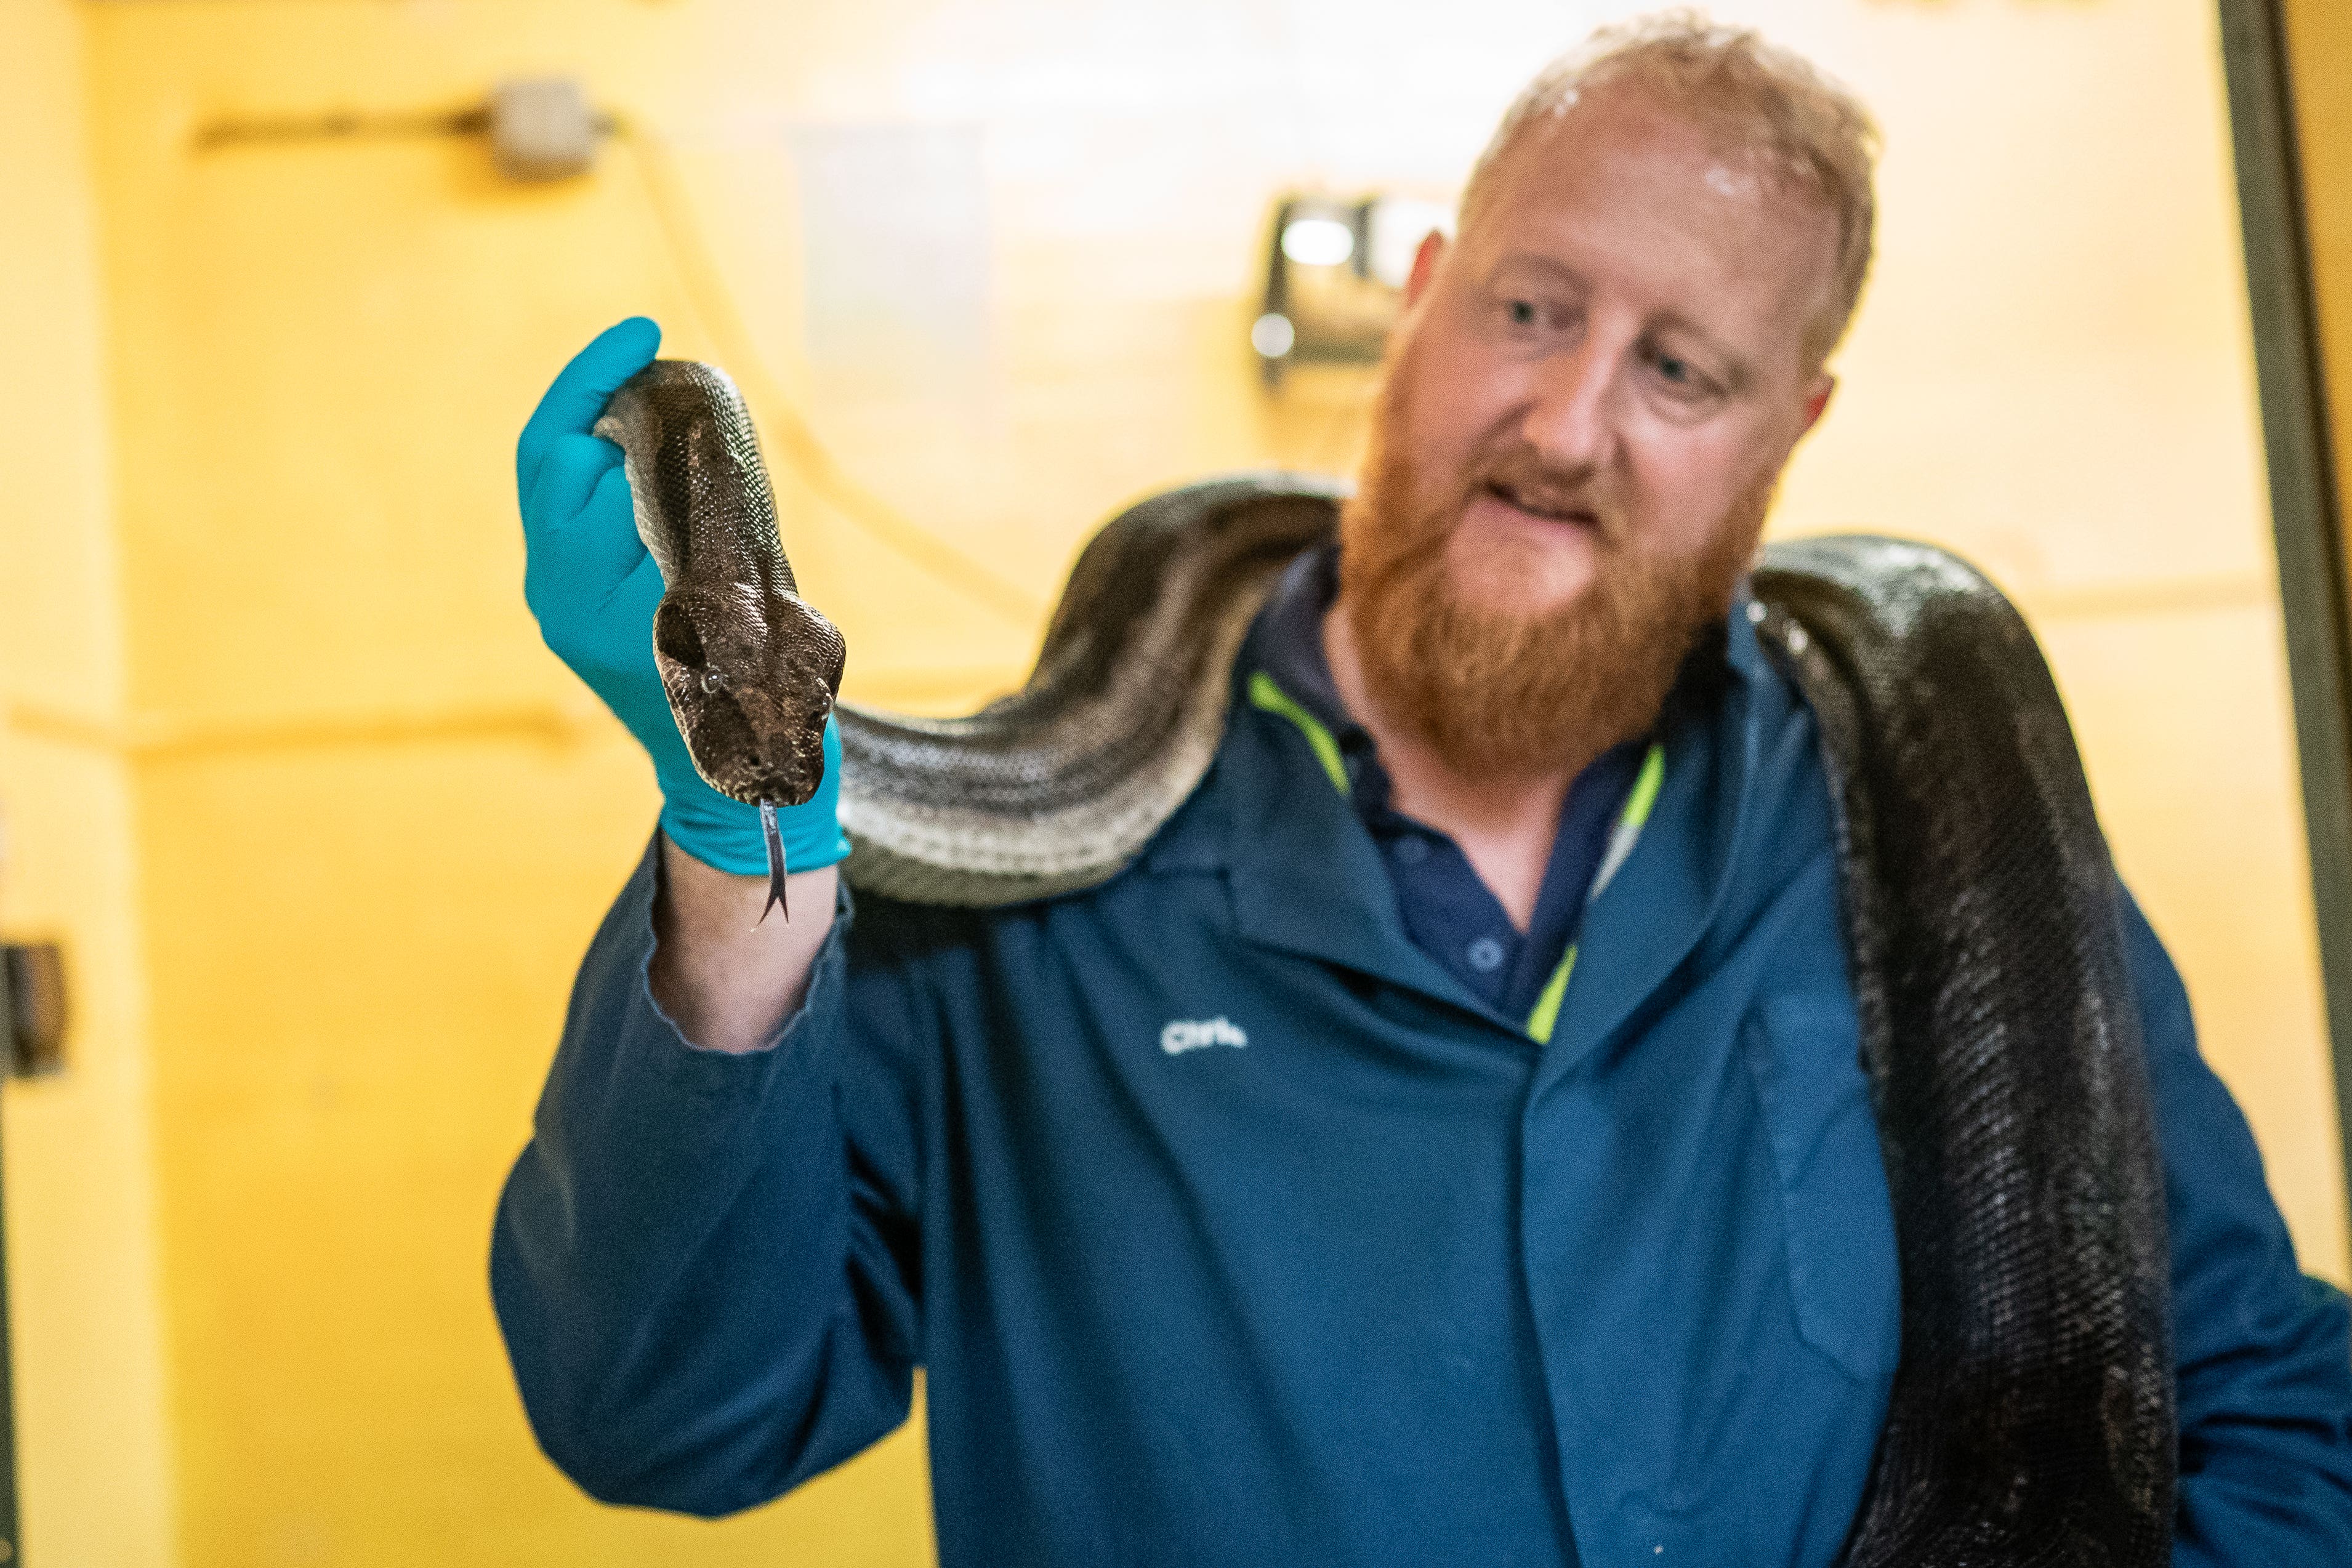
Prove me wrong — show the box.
[1247,671,1351,797]
[1527,740,1669,1045]
[1590,741,1667,904]
[1524,946,1578,1045]
[1246,664,1668,1047]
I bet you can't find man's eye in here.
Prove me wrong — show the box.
[1505,299,1540,328]
[1645,344,1718,400]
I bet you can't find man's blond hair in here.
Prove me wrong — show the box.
[1462,11,1880,366]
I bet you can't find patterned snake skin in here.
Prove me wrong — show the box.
[1750,542,2173,1567]
[598,360,2175,1565]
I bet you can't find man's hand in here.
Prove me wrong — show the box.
[518,316,850,880]
[519,319,845,1050]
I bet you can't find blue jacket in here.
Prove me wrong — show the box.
[492,589,2352,1566]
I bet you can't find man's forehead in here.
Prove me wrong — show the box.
[1474,84,1811,240]
[1464,84,1842,347]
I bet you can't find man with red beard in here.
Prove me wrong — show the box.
[494,15,2352,1566]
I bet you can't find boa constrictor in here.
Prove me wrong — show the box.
[597,359,2175,1567]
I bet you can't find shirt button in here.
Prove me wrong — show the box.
[1393,837,1430,866]
[1466,936,1506,973]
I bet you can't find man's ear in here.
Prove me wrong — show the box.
[1404,229,1448,307]
[1801,372,1836,435]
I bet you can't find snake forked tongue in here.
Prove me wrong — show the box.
[758,799,789,925]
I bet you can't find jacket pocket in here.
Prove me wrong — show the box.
[1740,990,1900,1385]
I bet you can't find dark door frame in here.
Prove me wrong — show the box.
[2217,0,2352,1251]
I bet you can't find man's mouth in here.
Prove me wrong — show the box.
[1484,480,1598,529]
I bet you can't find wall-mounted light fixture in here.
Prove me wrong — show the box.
[1252,193,1451,387]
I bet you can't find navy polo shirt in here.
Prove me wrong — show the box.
[1239,545,1645,1018]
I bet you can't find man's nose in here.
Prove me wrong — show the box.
[1518,333,1619,471]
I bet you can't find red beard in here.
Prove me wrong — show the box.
[1337,362,1763,780]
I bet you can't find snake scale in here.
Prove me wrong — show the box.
[598,359,2175,1566]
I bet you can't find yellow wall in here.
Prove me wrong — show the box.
[0,1,178,1564]
[0,1,2338,1565]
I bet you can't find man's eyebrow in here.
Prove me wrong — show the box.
[1487,251,1585,287]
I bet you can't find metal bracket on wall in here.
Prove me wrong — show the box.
[190,78,609,182]
[2218,0,2352,1258]
[0,946,65,1081]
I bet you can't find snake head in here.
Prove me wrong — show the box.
[652,587,847,808]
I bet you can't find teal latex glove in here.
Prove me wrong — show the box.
[517,317,849,877]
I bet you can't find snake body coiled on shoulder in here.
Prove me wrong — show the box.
[597,358,2175,1567]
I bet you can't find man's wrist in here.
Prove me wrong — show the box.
[650,836,841,1055]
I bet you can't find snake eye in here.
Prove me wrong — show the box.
[700,670,726,694]
[653,602,706,670]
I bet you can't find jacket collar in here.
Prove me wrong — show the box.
[1143,577,1794,1056]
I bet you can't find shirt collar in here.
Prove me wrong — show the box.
[1228,539,1773,812]
[1150,542,1784,877]
[1148,536,1793,1048]
[1233,542,1383,797]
